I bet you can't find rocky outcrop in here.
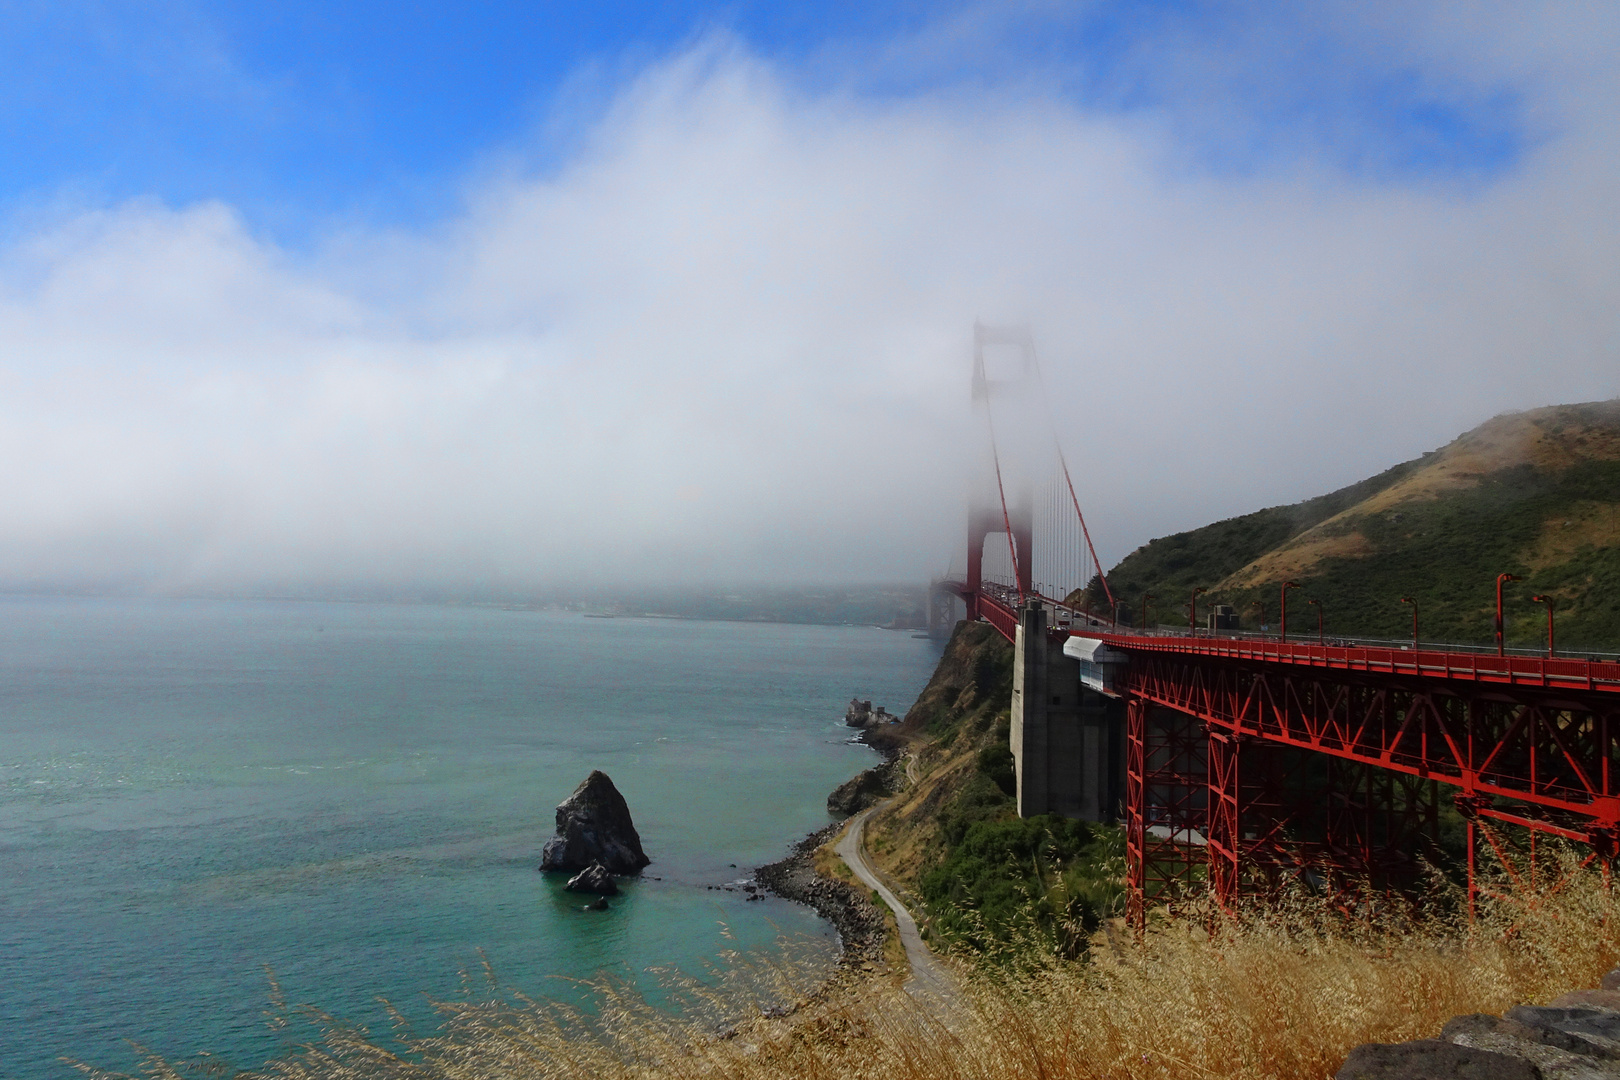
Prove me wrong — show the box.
[564,862,619,895]
[1337,967,1620,1079]
[539,770,650,875]
[845,698,898,729]
[827,759,900,816]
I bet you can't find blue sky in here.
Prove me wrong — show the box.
[3,2,1529,237]
[0,2,1614,592]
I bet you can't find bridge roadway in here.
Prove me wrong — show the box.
[943,579,1620,920]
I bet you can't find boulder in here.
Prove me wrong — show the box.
[565,862,619,895]
[1551,991,1620,1014]
[1506,1007,1620,1059]
[539,770,650,874]
[1443,1015,1620,1078]
[1444,1015,1570,1050]
[1336,1039,1541,1079]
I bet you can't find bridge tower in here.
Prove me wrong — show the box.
[965,322,1034,618]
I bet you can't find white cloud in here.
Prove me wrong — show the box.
[0,15,1617,595]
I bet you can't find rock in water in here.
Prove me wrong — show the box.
[539,770,650,874]
[565,861,619,895]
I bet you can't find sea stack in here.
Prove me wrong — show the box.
[539,770,651,875]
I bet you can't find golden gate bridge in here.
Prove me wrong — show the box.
[937,324,1620,926]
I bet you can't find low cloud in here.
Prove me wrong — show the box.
[1,13,1617,595]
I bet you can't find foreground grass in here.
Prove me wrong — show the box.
[79,859,1620,1080]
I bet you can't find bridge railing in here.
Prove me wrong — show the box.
[1077,630,1620,695]
[945,578,1620,689]
[1105,621,1620,663]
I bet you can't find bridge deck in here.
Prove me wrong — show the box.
[950,579,1620,693]
[1074,631,1620,696]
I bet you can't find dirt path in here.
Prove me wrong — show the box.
[835,807,959,1009]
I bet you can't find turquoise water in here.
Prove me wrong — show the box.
[0,597,941,1078]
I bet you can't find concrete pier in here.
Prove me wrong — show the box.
[1010,601,1125,822]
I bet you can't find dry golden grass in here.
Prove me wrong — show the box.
[812,827,855,886]
[1524,499,1620,570]
[1220,529,1376,589]
[75,857,1620,1080]
[1218,399,1620,590]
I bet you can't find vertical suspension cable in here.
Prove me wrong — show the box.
[1024,342,1116,611]
[1057,447,1114,608]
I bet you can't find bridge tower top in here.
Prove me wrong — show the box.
[966,322,1040,615]
[972,322,1037,404]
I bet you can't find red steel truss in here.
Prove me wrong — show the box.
[1105,633,1620,921]
[1126,700,1208,924]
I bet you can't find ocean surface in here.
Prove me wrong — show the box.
[0,597,942,1079]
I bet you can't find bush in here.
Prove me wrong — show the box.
[920,815,1123,955]
[976,744,1016,797]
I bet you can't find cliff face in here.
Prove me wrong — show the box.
[855,622,1120,955]
[1104,399,1620,649]
[861,621,1015,887]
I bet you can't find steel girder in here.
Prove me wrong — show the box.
[1122,650,1620,922]
[1126,652,1620,837]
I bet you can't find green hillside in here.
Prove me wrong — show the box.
[1101,400,1620,653]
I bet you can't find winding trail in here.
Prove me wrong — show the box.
[835,806,958,1008]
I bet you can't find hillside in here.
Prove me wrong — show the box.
[1103,399,1620,651]
[860,621,1122,957]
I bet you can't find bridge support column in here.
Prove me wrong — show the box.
[927,582,961,640]
[1207,732,1241,908]
[1125,697,1146,928]
[1011,602,1053,816]
[1011,602,1115,820]
[1125,699,1208,929]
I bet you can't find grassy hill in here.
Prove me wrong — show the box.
[1102,399,1620,652]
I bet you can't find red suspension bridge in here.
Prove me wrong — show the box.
[939,325,1620,925]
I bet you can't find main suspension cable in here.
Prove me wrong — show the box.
[1027,343,1115,612]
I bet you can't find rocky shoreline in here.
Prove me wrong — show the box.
[749,727,910,976]
[753,821,889,975]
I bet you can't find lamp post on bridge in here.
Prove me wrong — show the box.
[1400,596,1417,650]
[1279,581,1300,644]
[1306,598,1323,644]
[1141,594,1154,635]
[1190,586,1207,637]
[1249,600,1266,636]
[1530,594,1556,658]
[1495,573,1521,656]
